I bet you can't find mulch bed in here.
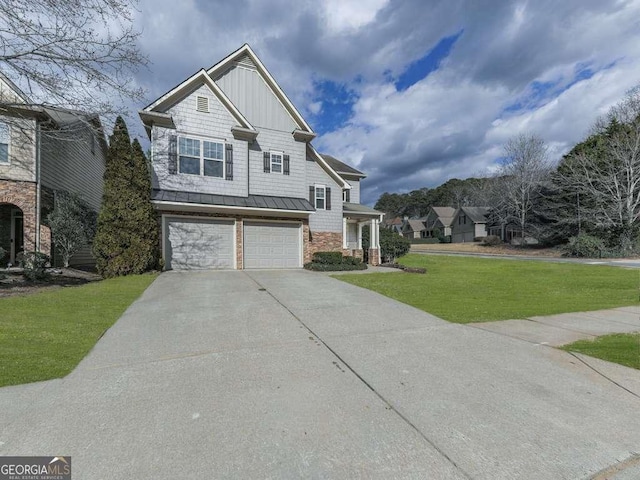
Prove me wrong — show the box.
[0,268,102,298]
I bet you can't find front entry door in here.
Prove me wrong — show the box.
[10,210,23,264]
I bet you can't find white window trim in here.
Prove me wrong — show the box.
[270,151,283,175]
[178,134,225,179]
[0,121,10,165]
[315,184,326,210]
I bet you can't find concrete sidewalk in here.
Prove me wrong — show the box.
[470,305,640,347]
[470,305,640,397]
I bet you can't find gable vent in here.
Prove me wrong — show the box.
[196,95,209,113]
[235,53,257,69]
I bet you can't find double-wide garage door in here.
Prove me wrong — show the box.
[243,221,301,269]
[165,217,235,270]
[164,217,301,270]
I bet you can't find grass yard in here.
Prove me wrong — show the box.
[561,333,640,370]
[337,254,639,323]
[0,273,158,387]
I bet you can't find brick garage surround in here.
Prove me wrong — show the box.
[307,231,343,262]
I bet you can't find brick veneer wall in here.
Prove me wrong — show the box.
[0,179,38,255]
[307,231,343,262]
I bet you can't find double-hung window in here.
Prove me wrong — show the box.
[270,151,283,174]
[315,185,326,210]
[0,122,9,164]
[178,136,224,178]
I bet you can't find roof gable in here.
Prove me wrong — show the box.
[142,69,254,131]
[207,44,314,134]
[456,206,490,223]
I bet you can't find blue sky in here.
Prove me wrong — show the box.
[133,0,640,205]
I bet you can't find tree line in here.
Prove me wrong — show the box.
[375,87,640,256]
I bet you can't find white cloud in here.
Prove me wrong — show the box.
[131,0,640,204]
[322,0,389,33]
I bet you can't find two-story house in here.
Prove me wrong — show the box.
[0,73,107,266]
[140,44,382,270]
[450,206,490,243]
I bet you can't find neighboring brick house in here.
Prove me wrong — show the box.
[0,74,107,266]
[139,44,382,270]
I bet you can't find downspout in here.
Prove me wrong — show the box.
[35,120,41,253]
[247,140,250,196]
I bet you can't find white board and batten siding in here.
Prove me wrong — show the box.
[214,62,298,132]
[163,215,235,270]
[243,221,302,269]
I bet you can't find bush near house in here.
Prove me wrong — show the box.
[482,235,502,246]
[304,251,367,271]
[563,234,605,258]
[363,226,411,262]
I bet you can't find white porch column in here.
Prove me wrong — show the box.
[342,217,347,249]
[357,222,363,249]
[376,217,382,264]
[370,218,376,249]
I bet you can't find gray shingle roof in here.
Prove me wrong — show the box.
[460,206,490,223]
[152,189,315,212]
[320,154,366,177]
[342,202,382,216]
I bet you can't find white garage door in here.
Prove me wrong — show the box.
[243,221,301,269]
[165,217,235,270]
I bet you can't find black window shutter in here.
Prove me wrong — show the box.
[283,154,290,175]
[309,186,315,207]
[326,187,331,210]
[263,151,270,173]
[345,189,350,202]
[225,143,233,180]
[168,135,178,174]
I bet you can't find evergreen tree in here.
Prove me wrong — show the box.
[93,116,159,277]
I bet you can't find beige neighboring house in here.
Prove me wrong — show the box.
[402,218,426,239]
[423,206,455,238]
[451,206,490,243]
[0,73,107,267]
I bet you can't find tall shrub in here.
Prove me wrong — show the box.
[93,117,159,277]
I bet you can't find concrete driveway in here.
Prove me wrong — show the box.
[1,270,640,479]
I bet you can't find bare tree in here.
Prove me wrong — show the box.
[0,0,147,120]
[493,133,551,241]
[556,87,640,251]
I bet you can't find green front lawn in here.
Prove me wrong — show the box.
[561,333,640,370]
[336,254,639,323]
[0,273,158,387]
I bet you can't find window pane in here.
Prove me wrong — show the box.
[179,137,200,157]
[0,123,8,143]
[203,141,223,160]
[179,156,200,174]
[271,162,282,173]
[204,159,223,177]
[315,186,325,209]
[0,144,7,163]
